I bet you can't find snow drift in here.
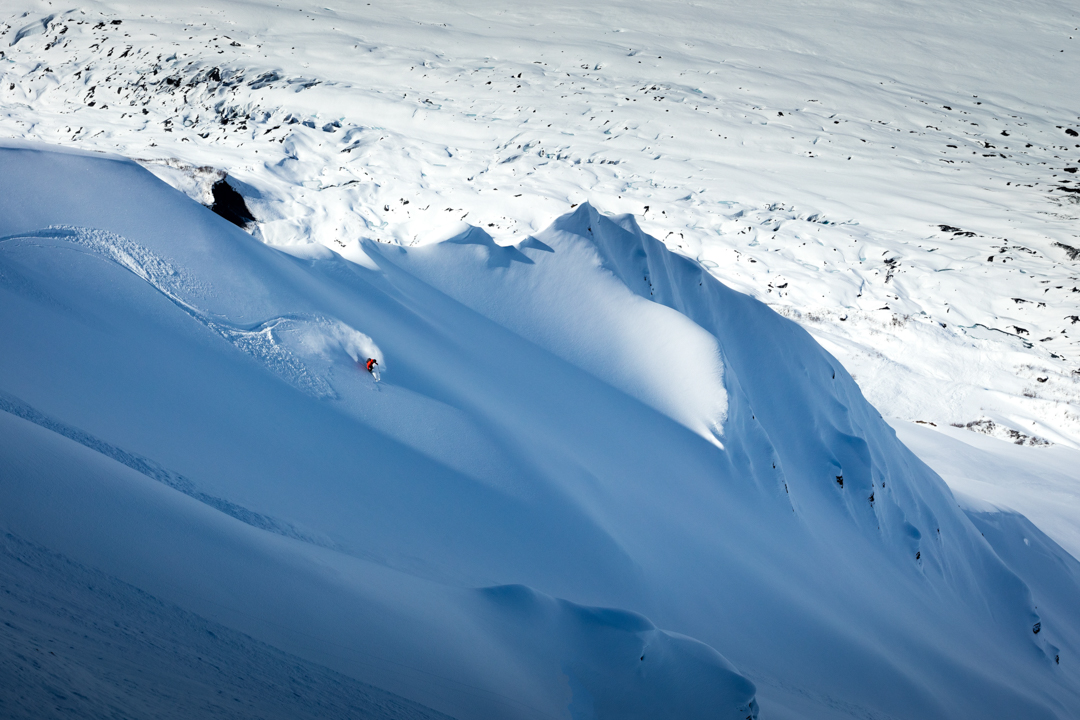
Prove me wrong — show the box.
[1,141,1078,719]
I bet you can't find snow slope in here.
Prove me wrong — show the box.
[0,530,455,720]
[891,418,1080,564]
[1,0,1079,448]
[2,142,1079,719]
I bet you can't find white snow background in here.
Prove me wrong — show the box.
[1,1,1079,719]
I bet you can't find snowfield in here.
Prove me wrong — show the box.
[2,0,1079,448]
[1,1,1079,719]
[2,141,1079,720]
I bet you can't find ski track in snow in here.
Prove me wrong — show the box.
[1,135,1079,720]
[1,1,1079,446]
[0,225,380,399]
[0,388,340,549]
[3,3,1080,719]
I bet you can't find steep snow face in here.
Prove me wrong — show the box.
[393,208,730,444]
[2,0,1079,447]
[2,144,1079,719]
[892,418,1080,562]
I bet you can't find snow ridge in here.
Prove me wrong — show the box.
[2,8,1080,716]
[2,1,1079,443]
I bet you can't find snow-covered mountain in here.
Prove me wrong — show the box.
[2,1,1080,718]
[2,141,1079,719]
[2,0,1079,448]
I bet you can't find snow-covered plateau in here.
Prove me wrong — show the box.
[1,1,1079,719]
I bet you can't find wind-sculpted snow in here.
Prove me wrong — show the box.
[1,1,1079,446]
[2,144,1079,718]
[477,584,759,720]
[392,217,730,444]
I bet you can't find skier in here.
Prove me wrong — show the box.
[364,357,380,381]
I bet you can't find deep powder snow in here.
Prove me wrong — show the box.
[0,143,1078,719]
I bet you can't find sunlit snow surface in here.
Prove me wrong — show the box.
[2,142,1080,720]
[2,0,1079,446]
[2,2,1080,719]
